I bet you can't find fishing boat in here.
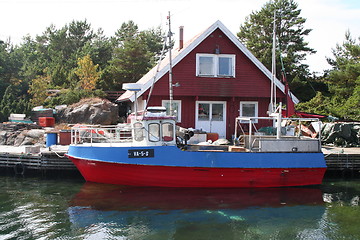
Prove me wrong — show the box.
[66,102,326,187]
[66,13,326,188]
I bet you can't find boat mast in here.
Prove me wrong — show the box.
[270,6,282,139]
[167,11,174,116]
[270,8,277,115]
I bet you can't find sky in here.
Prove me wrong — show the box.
[1,0,360,74]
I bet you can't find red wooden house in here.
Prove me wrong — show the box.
[118,21,298,139]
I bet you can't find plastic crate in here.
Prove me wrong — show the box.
[39,117,55,127]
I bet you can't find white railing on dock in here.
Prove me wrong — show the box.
[71,124,133,145]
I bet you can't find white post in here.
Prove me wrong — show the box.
[276,102,282,139]
[249,119,252,151]
[134,91,138,119]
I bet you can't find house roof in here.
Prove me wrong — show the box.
[117,20,299,104]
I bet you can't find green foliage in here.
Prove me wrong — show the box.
[107,38,152,90]
[296,92,332,116]
[0,83,31,122]
[324,31,360,120]
[326,32,360,95]
[28,70,51,107]
[0,40,23,96]
[0,19,165,120]
[237,0,315,101]
[298,31,360,120]
[74,55,101,90]
[104,21,166,90]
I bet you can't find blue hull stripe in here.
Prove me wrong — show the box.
[68,145,326,169]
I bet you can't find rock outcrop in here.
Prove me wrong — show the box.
[322,122,360,147]
[56,98,119,125]
[0,123,45,146]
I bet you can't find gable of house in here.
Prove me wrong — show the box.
[118,20,298,139]
[118,20,298,104]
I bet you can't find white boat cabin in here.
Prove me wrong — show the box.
[128,107,177,146]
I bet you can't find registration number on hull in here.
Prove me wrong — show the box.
[128,149,154,158]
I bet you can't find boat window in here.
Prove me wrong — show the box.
[162,122,174,142]
[148,123,160,142]
[133,122,144,141]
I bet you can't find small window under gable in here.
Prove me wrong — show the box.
[162,100,182,122]
[240,101,258,123]
[196,54,235,77]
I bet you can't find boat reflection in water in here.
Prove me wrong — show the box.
[68,183,326,239]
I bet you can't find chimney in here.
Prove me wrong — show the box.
[179,26,184,50]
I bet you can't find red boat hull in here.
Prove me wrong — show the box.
[69,156,326,188]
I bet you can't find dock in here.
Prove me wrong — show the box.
[0,145,360,176]
[0,145,77,175]
[323,146,360,174]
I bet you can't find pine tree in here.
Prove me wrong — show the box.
[237,0,315,100]
[326,31,360,120]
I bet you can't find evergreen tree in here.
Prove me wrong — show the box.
[237,0,316,101]
[0,83,30,122]
[105,21,166,90]
[0,19,166,114]
[298,31,360,120]
[325,31,360,120]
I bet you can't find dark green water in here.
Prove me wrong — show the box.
[1,174,360,240]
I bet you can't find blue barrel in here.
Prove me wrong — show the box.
[46,133,58,147]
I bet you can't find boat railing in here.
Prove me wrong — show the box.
[71,124,133,145]
[234,116,322,152]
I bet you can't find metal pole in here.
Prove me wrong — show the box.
[270,9,277,115]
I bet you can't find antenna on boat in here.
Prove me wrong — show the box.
[167,11,174,116]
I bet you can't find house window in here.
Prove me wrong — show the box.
[196,54,235,77]
[162,100,181,122]
[240,101,258,123]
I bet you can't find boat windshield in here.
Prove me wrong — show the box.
[147,122,175,142]
[148,123,161,142]
[133,122,144,141]
[162,122,174,142]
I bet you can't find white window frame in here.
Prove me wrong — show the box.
[239,101,258,123]
[162,100,182,123]
[196,53,235,77]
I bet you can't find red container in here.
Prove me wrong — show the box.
[59,130,71,145]
[38,117,55,127]
[206,132,219,142]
